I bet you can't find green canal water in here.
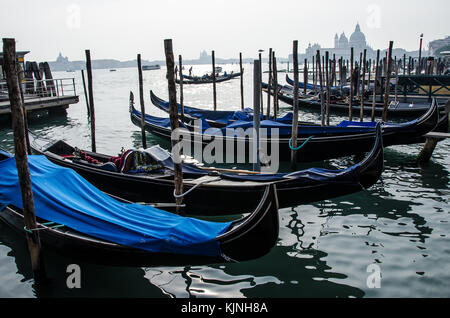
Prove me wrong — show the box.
[0,65,449,298]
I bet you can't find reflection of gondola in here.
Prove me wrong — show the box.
[0,150,279,266]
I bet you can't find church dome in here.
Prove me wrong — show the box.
[349,23,366,46]
[339,32,349,47]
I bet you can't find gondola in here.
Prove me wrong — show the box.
[150,90,446,134]
[176,71,242,85]
[268,76,448,118]
[148,90,440,149]
[28,123,384,216]
[0,150,279,266]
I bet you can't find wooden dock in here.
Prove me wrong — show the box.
[0,95,79,115]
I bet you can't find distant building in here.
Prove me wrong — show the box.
[304,23,374,61]
[429,36,450,56]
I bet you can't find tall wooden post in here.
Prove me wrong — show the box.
[253,60,261,172]
[317,50,325,126]
[360,49,367,122]
[272,51,278,120]
[137,54,147,149]
[179,55,184,122]
[371,50,380,121]
[291,41,299,170]
[382,41,394,122]
[212,50,217,111]
[3,38,46,283]
[303,58,308,95]
[81,70,90,119]
[259,52,264,114]
[325,51,331,126]
[239,52,244,110]
[349,47,354,121]
[312,55,317,94]
[85,49,96,153]
[266,48,272,119]
[164,39,183,214]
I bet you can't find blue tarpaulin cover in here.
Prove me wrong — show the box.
[0,154,231,257]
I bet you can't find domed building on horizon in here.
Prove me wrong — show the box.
[304,23,374,61]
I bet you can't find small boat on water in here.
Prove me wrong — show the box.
[28,123,384,216]
[177,71,242,85]
[142,65,161,71]
[0,149,279,265]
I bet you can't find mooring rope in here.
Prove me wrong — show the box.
[173,177,222,199]
[289,135,315,151]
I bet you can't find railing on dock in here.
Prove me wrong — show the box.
[0,77,77,101]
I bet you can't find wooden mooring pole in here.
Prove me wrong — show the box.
[325,51,331,126]
[290,41,299,170]
[81,70,90,119]
[3,38,46,283]
[371,50,380,121]
[239,52,244,110]
[164,39,184,214]
[253,59,261,172]
[178,55,184,122]
[317,50,325,126]
[360,49,367,122]
[137,54,147,149]
[272,51,278,120]
[266,48,272,119]
[85,49,96,152]
[212,50,217,111]
[349,47,354,121]
[382,41,394,122]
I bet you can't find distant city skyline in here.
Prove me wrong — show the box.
[1,0,449,63]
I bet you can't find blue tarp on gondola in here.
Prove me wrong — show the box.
[0,155,231,257]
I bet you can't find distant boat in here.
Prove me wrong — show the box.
[110,69,117,72]
[215,66,223,73]
[142,65,161,71]
[66,70,74,72]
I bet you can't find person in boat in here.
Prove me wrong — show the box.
[189,67,193,76]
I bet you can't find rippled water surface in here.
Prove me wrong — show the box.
[0,65,449,298]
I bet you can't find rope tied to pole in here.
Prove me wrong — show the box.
[173,177,222,199]
[289,135,315,152]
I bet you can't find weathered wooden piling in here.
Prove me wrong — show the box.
[266,48,272,119]
[382,41,394,122]
[137,54,147,149]
[178,55,184,122]
[371,50,380,121]
[85,49,96,152]
[80,70,90,118]
[239,52,244,110]
[212,50,217,111]
[360,49,367,122]
[316,50,325,126]
[291,41,299,170]
[303,58,308,95]
[3,38,46,283]
[253,59,262,172]
[312,55,317,93]
[325,51,331,126]
[272,51,278,119]
[164,39,184,214]
[349,47,354,121]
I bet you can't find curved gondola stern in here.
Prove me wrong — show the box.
[413,98,439,135]
[358,122,384,189]
[218,184,279,262]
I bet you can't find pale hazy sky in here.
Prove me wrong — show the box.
[1,0,449,62]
